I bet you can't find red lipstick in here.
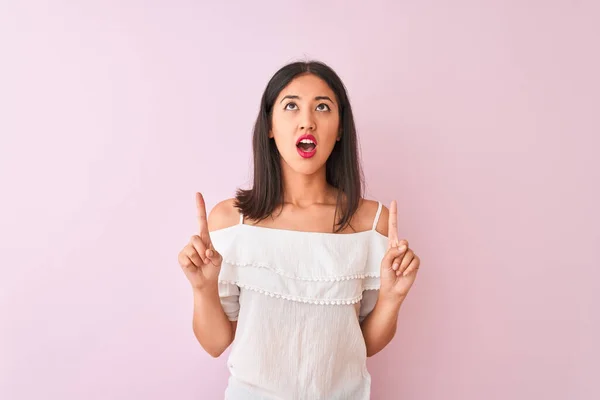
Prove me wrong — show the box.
[296,134,317,158]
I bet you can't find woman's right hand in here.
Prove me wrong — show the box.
[177,192,223,291]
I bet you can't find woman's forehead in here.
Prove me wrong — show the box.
[278,74,335,99]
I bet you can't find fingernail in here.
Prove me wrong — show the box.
[207,249,213,258]
[398,245,406,253]
[392,262,399,270]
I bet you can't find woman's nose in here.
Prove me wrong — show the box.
[300,123,315,131]
[299,112,315,131]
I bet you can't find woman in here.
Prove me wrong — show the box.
[178,60,420,399]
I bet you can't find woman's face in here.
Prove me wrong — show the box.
[269,73,341,175]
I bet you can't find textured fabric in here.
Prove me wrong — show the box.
[209,202,387,400]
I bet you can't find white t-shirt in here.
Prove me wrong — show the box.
[210,201,387,400]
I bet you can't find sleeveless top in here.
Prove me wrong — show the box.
[209,201,388,400]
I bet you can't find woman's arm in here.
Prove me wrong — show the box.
[181,197,241,358]
[360,295,404,357]
[192,286,237,358]
[360,200,420,356]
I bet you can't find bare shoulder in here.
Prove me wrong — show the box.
[354,199,390,236]
[357,198,389,237]
[208,198,241,232]
[375,202,390,237]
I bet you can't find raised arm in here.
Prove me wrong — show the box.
[361,200,421,357]
[177,193,238,357]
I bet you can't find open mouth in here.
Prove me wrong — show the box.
[297,140,317,152]
[296,135,318,158]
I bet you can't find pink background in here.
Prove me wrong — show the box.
[1,1,598,399]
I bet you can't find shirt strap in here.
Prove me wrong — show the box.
[371,201,383,231]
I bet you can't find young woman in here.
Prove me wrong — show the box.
[178,60,421,399]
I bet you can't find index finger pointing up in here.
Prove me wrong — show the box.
[388,200,399,248]
[195,192,208,235]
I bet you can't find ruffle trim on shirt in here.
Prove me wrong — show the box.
[219,278,364,305]
[210,224,388,304]
[220,258,379,282]
[217,259,366,304]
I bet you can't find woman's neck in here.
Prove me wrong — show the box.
[280,164,337,207]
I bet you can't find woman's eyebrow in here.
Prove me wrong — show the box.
[280,95,334,103]
[280,95,300,103]
[315,96,334,103]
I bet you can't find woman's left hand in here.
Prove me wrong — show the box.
[379,200,420,302]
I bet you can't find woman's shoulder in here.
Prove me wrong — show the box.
[207,196,389,236]
[357,198,389,237]
[208,198,240,232]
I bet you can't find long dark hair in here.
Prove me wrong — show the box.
[234,60,364,233]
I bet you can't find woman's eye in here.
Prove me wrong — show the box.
[284,102,298,111]
[316,103,331,112]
